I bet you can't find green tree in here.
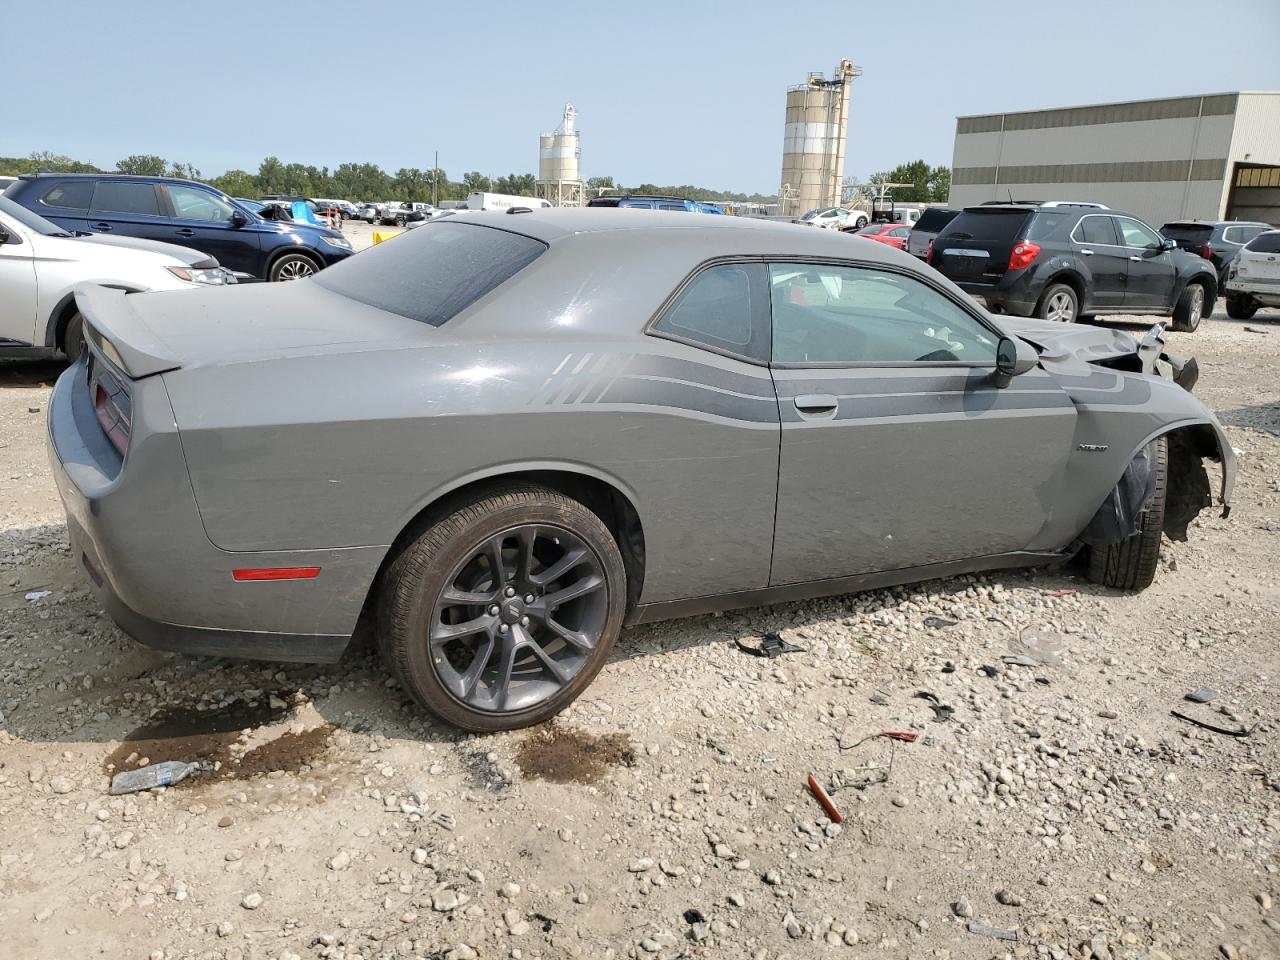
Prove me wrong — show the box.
[209,169,259,198]
[587,175,615,194]
[927,166,951,203]
[461,171,491,194]
[167,161,202,181]
[492,173,535,196]
[0,151,99,175]
[869,160,951,203]
[115,154,169,176]
[393,167,431,202]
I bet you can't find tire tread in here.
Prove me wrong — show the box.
[1085,436,1168,591]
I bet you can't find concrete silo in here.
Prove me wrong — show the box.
[535,104,585,207]
[779,59,860,218]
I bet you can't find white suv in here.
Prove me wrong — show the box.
[1224,229,1280,319]
[0,196,231,361]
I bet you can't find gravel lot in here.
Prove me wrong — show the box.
[1,298,1278,960]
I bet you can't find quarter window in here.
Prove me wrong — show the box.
[90,181,161,217]
[41,182,93,210]
[652,262,769,362]
[168,184,236,222]
[769,263,998,365]
[1116,218,1162,249]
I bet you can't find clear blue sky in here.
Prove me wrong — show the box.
[5,0,1279,194]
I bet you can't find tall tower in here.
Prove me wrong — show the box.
[535,104,585,207]
[779,59,860,218]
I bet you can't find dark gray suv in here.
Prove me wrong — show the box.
[931,203,1218,331]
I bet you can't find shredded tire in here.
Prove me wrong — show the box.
[1085,435,1169,591]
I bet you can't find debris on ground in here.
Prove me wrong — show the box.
[1170,709,1252,738]
[915,690,954,722]
[109,759,205,795]
[807,775,843,823]
[24,590,50,601]
[922,616,957,629]
[1186,687,1218,704]
[967,921,1019,942]
[734,632,805,658]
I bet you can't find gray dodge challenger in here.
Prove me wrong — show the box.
[49,210,1235,731]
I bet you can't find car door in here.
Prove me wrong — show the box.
[162,183,260,275]
[1071,214,1126,308]
[87,180,171,244]
[0,214,38,344]
[1115,216,1176,310]
[767,261,1077,585]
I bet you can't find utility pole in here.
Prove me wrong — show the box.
[432,150,438,207]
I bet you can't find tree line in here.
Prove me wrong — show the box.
[1,151,950,206]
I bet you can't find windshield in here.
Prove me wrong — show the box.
[0,194,73,237]
[314,221,547,326]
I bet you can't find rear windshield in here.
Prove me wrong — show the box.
[1160,224,1213,243]
[912,208,959,232]
[1245,231,1280,254]
[314,221,547,326]
[939,209,1031,243]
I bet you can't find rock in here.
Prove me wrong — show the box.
[713,842,733,859]
[843,928,859,945]
[328,850,351,871]
[225,850,243,863]
[628,858,655,873]
[432,890,460,912]
[1185,687,1217,703]
[499,881,521,898]
[49,776,74,795]
[240,893,263,910]
[953,897,973,918]
[1258,892,1274,912]
[763,869,782,885]
[218,815,233,828]
[467,869,485,883]
[995,889,1023,906]
[727,893,744,907]
[783,912,802,939]
[639,938,662,953]
[113,831,134,849]
[574,891,589,904]
[1090,892,1107,906]
[448,945,477,960]
[411,848,429,865]
[216,921,235,937]
[1218,946,1238,960]
[690,922,710,941]
[891,795,909,808]
[504,908,530,936]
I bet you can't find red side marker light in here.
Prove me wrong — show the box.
[232,567,321,582]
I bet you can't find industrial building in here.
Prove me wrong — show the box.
[949,92,1280,226]
[535,104,585,208]
[778,60,859,218]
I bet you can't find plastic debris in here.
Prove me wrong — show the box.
[1017,626,1066,666]
[110,760,204,795]
[869,689,890,705]
[922,616,957,629]
[1170,709,1251,738]
[24,590,51,602]
[1002,655,1040,668]
[734,632,805,658]
[1185,687,1217,704]
[915,690,954,722]
[431,811,457,831]
[1040,588,1078,598]
[967,921,1018,942]
[979,664,1002,678]
[879,731,918,743]
[806,774,843,823]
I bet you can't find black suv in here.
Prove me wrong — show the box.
[1159,220,1272,288]
[930,203,1218,331]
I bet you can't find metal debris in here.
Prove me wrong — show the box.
[1185,687,1217,704]
[1170,709,1251,738]
[806,774,843,824]
[734,632,805,658]
[967,921,1019,942]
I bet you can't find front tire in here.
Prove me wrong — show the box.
[1037,283,1078,323]
[377,484,627,732]
[268,253,319,282]
[61,312,85,363]
[1225,294,1258,320]
[1084,436,1168,592]
[1170,281,1206,332]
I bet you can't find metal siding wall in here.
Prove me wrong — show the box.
[1228,93,1280,165]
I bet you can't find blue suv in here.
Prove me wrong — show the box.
[3,174,353,281]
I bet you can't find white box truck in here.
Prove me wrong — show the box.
[466,192,551,212]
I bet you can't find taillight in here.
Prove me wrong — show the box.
[1008,241,1041,271]
[1199,243,1213,261]
[92,373,131,456]
[925,239,935,264]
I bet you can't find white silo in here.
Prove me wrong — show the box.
[779,59,860,218]
[536,104,585,207]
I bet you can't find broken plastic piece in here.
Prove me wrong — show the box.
[1040,588,1078,598]
[879,731,918,743]
[1185,687,1217,704]
[915,691,954,722]
[734,632,805,658]
[967,921,1018,941]
[1002,655,1040,668]
[24,590,51,601]
[922,616,957,629]
[110,760,204,795]
[1170,709,1250,738]
[806,775,843,824]
[431,811,457,831]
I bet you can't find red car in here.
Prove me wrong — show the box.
[847,221,911,250]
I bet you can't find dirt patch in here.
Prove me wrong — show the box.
[234,725,334,777]
[458,749,511,791]
[514,725,635,784]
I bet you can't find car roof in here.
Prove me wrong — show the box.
[1162,219,1270,227]
[18,171,210,188]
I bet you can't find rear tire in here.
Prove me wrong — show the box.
[1037,283,1078,323]
[1084,435,1168,592]
[1225,294,1258,320]
[268,253,319,282]
[376,483,627,732]
[61,312,85,363]
[1170,282,1206,332]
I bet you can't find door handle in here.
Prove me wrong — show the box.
[1079,248,1093,256]
[176,228,195,237]
[1129,256,1143,262]
[793,394,839,415]
[91,222,111,232]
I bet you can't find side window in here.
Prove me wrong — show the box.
[1116,218,1162,249]
[167,184,236,222]
[1078,215,1119,246]
[1221,226,1243,244]
[41,182,93,210]
[651,262,769,362]
[769,263,999,365]
[90,182,161,217]
[658,202,687,211]
[888,227,910,238]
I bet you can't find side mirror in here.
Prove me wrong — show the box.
[1161,237,1177,252]
[994,336,1038,386]
[0,225,10,244]
[229,210,248,227]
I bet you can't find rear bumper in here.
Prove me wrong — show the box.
[1225,278,1280,304]
[952,279,1037,316]
[46,358,380,663]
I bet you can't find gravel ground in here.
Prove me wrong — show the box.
[1,305,1278,960]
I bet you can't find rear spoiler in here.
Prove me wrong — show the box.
[74,284,181,379]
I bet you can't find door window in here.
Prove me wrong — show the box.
[168,185,237,222]
[651,262,769,362]
[41,182,93,210]
[1116,217,1162,250]
[769,263,998,365]
[1076,215,1119,246]
[90,182,161,217]
[887,227,910,238]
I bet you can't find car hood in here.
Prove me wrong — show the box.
[77,232,215,267]
[75,279,427,377]
[996,315,1151,363]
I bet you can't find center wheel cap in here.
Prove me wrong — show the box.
[500,599,526,624]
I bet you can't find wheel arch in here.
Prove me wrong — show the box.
[1116,419,1233,541]
[365,463,647,621]
[1034,270,1087,313]
[264,245,323,278]
[1174,270,1217,307]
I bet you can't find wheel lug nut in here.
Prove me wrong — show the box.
[499,623,509,633]
[488,605,500,616]
[505,586,516,597]
[524,594,534,604]
[520,616,529,626]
